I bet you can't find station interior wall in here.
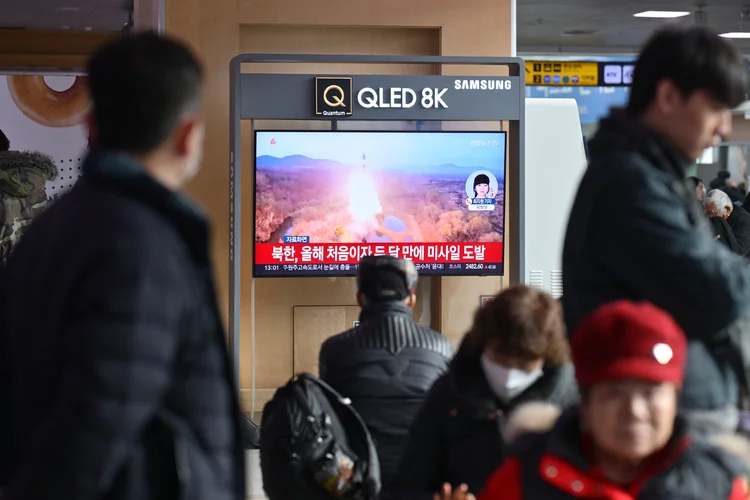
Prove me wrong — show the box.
[0,0,515,416]
[167,0,514,414]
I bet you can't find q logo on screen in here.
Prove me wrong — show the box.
[315,76,353,116]
[323,85,346,108]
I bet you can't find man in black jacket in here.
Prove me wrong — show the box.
[319,255,452,494]
[562,25,750,435]
[0,34,245,500]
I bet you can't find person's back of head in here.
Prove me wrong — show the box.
[355,255,419,309]
[705,188,733,219]
[627,26,748,161]
[0,129,9,152]
[86,32,204,189]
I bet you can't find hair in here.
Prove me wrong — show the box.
[87,32,204,153]
[0,129,9,151]
[705,188,733,211]
[627,26,748,115]
[465,285,569,364]
[473,173,490,197]
[686,176,703,189]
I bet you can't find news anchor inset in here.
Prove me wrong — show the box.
[465,170,498,211]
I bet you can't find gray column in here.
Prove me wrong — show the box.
[133,0,165,34]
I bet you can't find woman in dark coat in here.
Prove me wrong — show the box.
[392,285,578,500]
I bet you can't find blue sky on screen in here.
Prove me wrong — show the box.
[255,131,505,173]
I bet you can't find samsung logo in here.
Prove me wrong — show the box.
[454,79,512,91]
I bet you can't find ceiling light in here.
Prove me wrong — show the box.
[633,11,690,18]
[84,26,92,31]
[719,32,750,38]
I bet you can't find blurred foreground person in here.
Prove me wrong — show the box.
[0,128,57,266]
[476,301,749,500]
[395,285,577,499]
[562,25,750,434]
[705,189,742,254]
[0,34,244,500]
[319,255,452,495]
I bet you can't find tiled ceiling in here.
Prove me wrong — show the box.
[518,0,750,50]
[0,0,132,31]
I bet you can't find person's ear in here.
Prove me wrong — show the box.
[356,291,366,308]
[174,116,203,157]
[654,79,683,115]
[85,112,98,148]
[405,292,417,309]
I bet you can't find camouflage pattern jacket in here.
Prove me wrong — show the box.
[0,151,57,266]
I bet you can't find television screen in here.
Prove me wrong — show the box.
[253,130,507,277]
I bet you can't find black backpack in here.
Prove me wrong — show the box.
[260,373,381,500]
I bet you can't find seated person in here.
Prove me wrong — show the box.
[473,301,750,500]
[394,285,577,499]
[706,188,750,256]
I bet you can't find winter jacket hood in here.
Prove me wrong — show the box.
[0,150,57,265]
[0,150,58,197]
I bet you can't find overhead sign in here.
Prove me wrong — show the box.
[525,61,635,87]
[239,74,524,121]
[357,86,448,109]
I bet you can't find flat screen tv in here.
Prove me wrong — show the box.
[253,130,507,277]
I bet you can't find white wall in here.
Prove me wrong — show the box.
[0,74,89,202]
[522,98,587,296]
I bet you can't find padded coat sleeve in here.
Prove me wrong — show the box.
[392,376,450,500]
[731,210,750,257]
[594,164,750,341]
[4,238,185,500]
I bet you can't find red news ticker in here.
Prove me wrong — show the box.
[255,242,504,265]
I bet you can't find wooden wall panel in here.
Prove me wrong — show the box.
[0,30,117,69]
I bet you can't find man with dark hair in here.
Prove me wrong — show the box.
[319,255,452,495]
[563,25,750,435]
[0,33,244,500]
[687,175,706,202]
[0,129,9,152]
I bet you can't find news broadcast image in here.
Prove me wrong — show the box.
[253,130,506,277]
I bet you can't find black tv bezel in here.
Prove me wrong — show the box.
[251,129,508,278]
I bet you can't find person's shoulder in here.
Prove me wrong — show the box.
[543,363,579,406]
[412,324,453,357]
[677,438,750,485]
[320,328,357,354]
[68,180,185,251]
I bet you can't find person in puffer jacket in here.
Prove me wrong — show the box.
[0,129,57,266]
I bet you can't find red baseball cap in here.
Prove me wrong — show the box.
[571,301,687,388]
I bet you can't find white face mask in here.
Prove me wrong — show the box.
[480,352,543,403]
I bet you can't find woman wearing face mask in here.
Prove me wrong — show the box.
[392,285,578,500]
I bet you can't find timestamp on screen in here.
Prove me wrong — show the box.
[264,264,280,271]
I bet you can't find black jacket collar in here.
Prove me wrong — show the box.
[359,300,412,322]
[82,149,210,264]
[588,108,691,182]
[588,108,702,225]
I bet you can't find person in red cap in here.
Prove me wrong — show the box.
[436,300,750,500]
